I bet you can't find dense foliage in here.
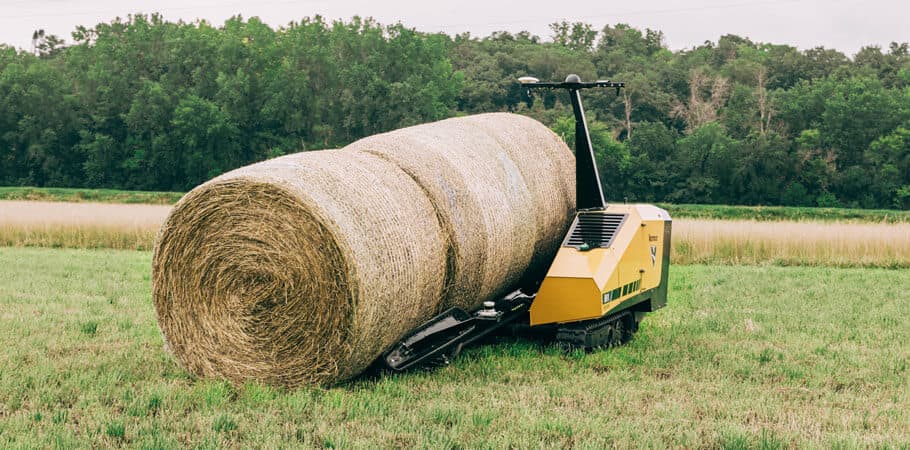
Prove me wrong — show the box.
[1,15,909,208]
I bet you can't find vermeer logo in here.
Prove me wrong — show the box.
[650,245,657,267]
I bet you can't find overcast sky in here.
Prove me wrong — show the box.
[1,0,907,56]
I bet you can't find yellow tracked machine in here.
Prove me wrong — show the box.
[381,75,671,371]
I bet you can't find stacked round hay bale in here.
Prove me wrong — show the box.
[453,113,576,288]
[152,113,574,387]
[346,112,575,308]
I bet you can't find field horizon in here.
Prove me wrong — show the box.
[3,186,909,223]
[4,199,909,268]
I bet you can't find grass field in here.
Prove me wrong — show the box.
[3,186,908,222]
[1,247,908,448]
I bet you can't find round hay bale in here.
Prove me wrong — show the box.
[152,150,447,386]
[152,113,575,387]
[345,112,574,309]
[456,113,576,285]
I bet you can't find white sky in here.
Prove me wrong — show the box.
[1,0,907,56]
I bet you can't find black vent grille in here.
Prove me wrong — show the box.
[563,213,627,249]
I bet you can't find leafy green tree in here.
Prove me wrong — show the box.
[866,126,910,207]
[729,132,791,204]
[170,95,241,188]
[552,115,630,200]
[0,58,81,186]
[802,46,850,80]
[123,80,176,188]
[780,182,811,206]
[763,44,810,90]
[670,122,739,204]
[80,132,118,187]
[0,15,907,209]
[550,21,597,52]
[624,121,678,201]
[792,129,837,199]
[820,76,907,167]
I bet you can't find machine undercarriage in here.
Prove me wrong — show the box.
[380,289,653,372]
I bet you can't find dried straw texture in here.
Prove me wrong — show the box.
[453,114,576,287]
[153,150,447,386]
[673,218,910,268]
[152,113,574,386]
[346,113,575,308]
[0,200,169,250]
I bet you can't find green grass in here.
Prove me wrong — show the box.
[0,186,182,205]
[3,186,909,222]
[659,202,910,223]
[1,248,908,447]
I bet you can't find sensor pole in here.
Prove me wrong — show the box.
[520,74,623,211]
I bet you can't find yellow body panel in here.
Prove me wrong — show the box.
[531,277,602,323]
[529,204,671,326]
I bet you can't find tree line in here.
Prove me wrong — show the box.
[1,15,909,208]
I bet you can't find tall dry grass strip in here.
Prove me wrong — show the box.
[152,113,575,387]
[0,200,169,250]
[673,219,910,268]
[0,224,157,250]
